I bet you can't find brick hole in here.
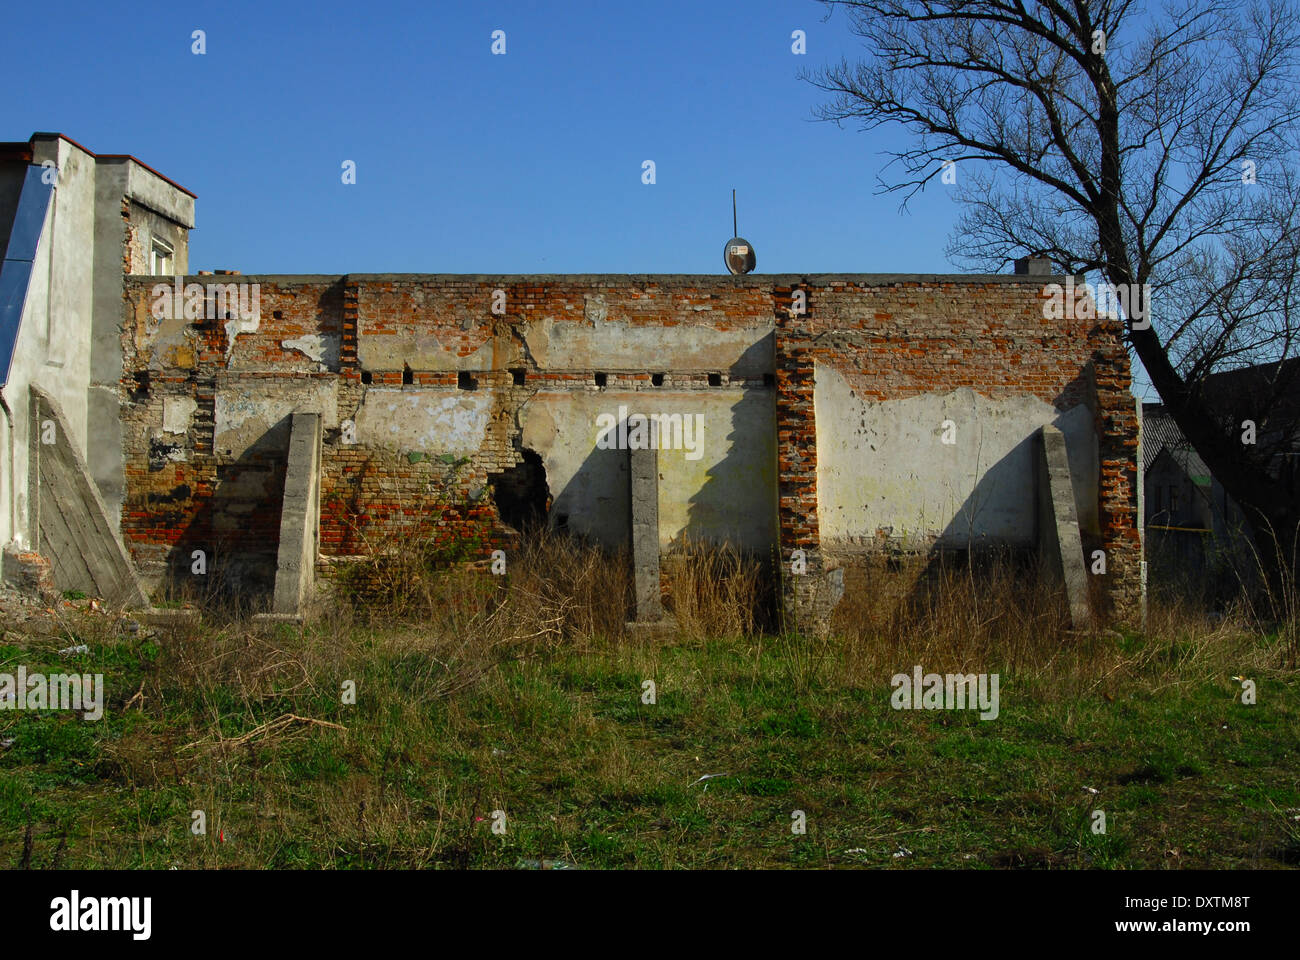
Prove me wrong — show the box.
[458,371,476,390]
[272,310,282,320]
[402,364,413,385]
[651,373,665,387]
[511,368,526,386]
[489,448,549,532]
[360,370,373,384]
[708,372,722,387]
[763,373,775,387]
[594,372,607,388]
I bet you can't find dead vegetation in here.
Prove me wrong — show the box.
[2,530,1296,870]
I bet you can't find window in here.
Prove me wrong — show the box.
[150,238,174,276]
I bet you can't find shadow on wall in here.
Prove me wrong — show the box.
[900,414,1101,620]
[157,415,291,610]
[547,433,627,546]
[546,338,777,554]
[929,361,1098,549]
[679,339,777,552]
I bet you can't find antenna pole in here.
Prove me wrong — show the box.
[732,189,737,237]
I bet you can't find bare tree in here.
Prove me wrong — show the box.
[807,0,1300,581]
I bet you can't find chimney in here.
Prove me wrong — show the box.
[1014,256,1052,276]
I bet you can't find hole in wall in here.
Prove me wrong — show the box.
[763,373,775,387]
[272,310,283,320]
[708,372,722,387]
[511,368,526,386]
[458,371,477,390]
[360,370,373,384]
[130,371,151,402]
[651,373,665,387]
[402,364,414,385]
[594,373,607,388]
[489,449,549,532]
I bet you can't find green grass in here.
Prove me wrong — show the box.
[1,613,1297,870]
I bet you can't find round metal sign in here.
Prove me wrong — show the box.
[724,236,756,275]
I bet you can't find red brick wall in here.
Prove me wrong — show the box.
[118,272,1140,621]
[770,276,1138,622]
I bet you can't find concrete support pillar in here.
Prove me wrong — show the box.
[628,445,664,622]
[269,412,321,619]
[1037,423,1093,629]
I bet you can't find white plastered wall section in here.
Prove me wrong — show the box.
[0,138,97,546]
[521,388,777,551]
[814,363,1099,553]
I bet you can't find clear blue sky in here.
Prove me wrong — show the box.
[1,0,973,276]
[3,0,1151,396]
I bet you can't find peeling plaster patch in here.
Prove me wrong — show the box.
[584,294,608,323]
[355,388,493,455]
[521,401,559,453]
[356,331,492,371]
[225,313,260,360]
[162,396,198,434]
[214,380,337,458]
[281,333,339,366]
[518,317,554,367]
[143,315,193,372]
[546,321,772,373]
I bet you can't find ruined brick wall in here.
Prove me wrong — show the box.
[119,276,343,597]
[119,274,779,601]
[117,272,1140,622]
[771,276,1137,623]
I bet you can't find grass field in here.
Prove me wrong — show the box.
[2,538,1297,870]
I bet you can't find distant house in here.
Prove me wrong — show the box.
[1143,404,1240,536]
[1200,357,1300,502]
[1142,357,1300,581]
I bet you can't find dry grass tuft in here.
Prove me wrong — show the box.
[662,537,767,641]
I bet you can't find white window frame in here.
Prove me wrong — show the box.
[150,237,174,276]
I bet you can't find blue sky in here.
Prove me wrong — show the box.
[2,0,1151,395]
[1,0,972,276]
